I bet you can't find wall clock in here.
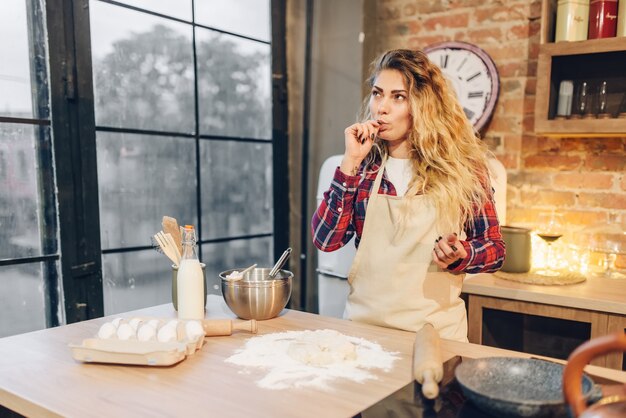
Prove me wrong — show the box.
[424,41,499,133]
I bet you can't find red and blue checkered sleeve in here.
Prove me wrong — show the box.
[447,195,505,274]
[311,167,360,252]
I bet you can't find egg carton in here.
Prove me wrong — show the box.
[69,317,205,366]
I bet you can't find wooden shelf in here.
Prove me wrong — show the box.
[535,37,626,137]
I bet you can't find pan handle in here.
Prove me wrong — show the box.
[563,332,626,417]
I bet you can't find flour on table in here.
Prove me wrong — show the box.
[225,329,399,390]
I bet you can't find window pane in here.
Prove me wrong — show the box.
[103,250,170,315]
[203,237,273,295]
[0,0,49,119]
[194,0,270,41]
[200,141,272,239]
[196,29,271,139]
[106,0,192,22]
[0,263,47,337]
[96,132,197,249]
[0,123,50,258]
[90,1,194,132]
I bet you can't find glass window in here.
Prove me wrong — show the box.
[0,0,49,119]
[194,0,271,41]
[0,263,48,337]
[90,1,194,132]
[196,29,272,138]
[96,132,197,250]
[110,0,192,22]
[203,237,273,295]
[102,250,171,315]
[200,140,272,239]
[0,124,50,259]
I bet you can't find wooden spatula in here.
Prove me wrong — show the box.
[162,216,182,254]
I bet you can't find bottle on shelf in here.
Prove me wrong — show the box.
[588,0,619,39]
[177,225,205,320]
[570,80,590,119]
[556,80,574,119]
[555,0,590,42]
[595,80,610,118]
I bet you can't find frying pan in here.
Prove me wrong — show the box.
[455,357,597,418]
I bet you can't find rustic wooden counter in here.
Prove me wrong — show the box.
[0,296,624,418]
[463,273,626,369]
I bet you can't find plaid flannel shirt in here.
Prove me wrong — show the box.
[311,160,505,274]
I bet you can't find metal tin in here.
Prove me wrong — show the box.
[616,0,626,36]
[500,226,532,273]
[588,0,619,39]
[555,0,590,42]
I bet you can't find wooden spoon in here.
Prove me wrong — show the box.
[162,216,182,254]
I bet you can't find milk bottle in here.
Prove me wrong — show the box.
[177,225,205,320]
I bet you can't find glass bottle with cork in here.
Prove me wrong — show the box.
[177,225,205,320]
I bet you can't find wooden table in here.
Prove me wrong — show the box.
[1,296,624,418]
[464,273,626,369]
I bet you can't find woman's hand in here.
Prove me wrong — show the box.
[432,233,467,269]
[340,120,380,176]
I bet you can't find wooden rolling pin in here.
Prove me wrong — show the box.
[201,319,257,336]
[413,323,443,399]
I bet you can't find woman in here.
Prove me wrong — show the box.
[311,49,505,342]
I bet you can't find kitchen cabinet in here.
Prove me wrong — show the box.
[464,273,626,370]
[1,296,624,417]
[535,0,626,137]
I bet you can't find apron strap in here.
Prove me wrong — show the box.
[369,155,387,204]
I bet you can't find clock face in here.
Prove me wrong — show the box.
[424,41,499,133]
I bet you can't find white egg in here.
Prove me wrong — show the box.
[128,318,143,332]
[111,317,123,328]
[116,323,135,340]
[147,319,160,329]
[97,322,117,339]
[165,319,179,329]
[157,324,177,343]
[137,324,157,341]
[185,320,204,341]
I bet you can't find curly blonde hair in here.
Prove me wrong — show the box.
[361,49,491,233]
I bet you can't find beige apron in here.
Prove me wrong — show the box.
[344,157,468,342]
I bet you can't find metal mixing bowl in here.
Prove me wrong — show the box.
[219,268,293,320]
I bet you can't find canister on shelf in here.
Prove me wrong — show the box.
[555,0,590,42]
[617,0,626,36]
[556,80,574,119]
[588,0,619,39]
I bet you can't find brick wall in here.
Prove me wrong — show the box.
[366,0,625,234]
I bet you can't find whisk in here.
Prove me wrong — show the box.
[152,231,181,266]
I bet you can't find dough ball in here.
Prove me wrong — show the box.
[137,324,157,341]
[287,330,357,366]
[116,323,135,340]
[111,317,123,328]
[97,322,117,339]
